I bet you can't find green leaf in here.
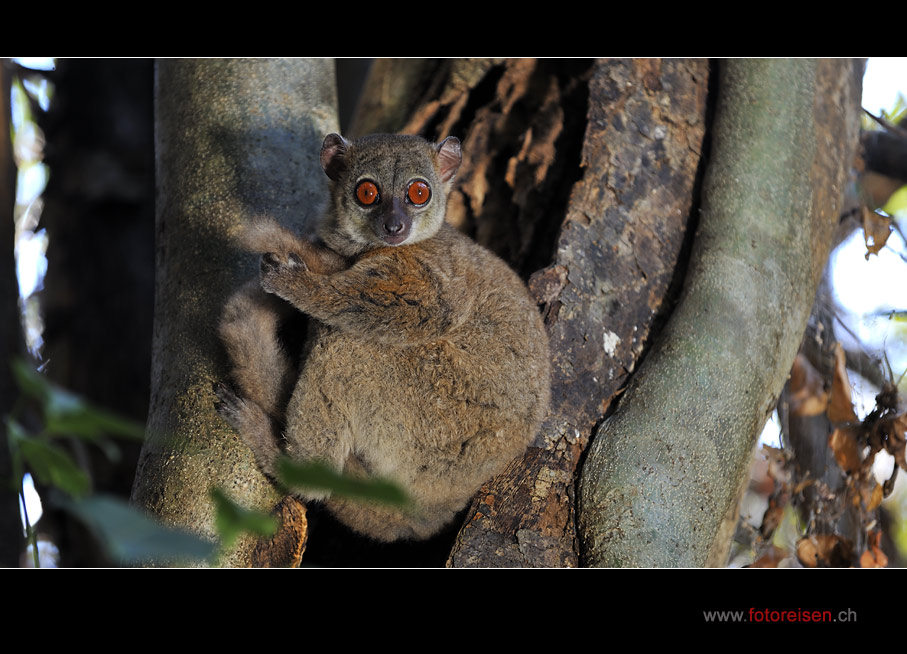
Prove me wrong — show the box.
[276,458,409,507]
[882,185,907,219]
[44,401,145,441]
[11,358,50,401]
[58,493,216,565]
[10,358,145,441]
[210,487,279,551]
[10,425,91,498]
[10,77,34,128]
[882,93,907,125]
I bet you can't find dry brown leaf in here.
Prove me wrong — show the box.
[862,207,892,259]
[860,548,888,568]
[892,413,907,434]
[828,343,859,423]
[762,445,792,486]
[882,413,907,471]
[748,546,789,568]
[759,499,784,540]
[857,481,884,510]
[867,483,884,511]
[790,354,828,417]
[796,534,853,568]
[859,531,888,568]
[829,426,862,474]
[796,536,820,568]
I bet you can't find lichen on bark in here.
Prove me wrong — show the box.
[578,59,863,567]
[130,59,339,566]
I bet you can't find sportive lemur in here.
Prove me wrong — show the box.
[216,133,550,541]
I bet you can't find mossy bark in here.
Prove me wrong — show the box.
[130,59,338,567]
[578,59,863,567]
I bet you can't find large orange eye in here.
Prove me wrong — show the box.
[407,180,431,205]
[356,180,379,206]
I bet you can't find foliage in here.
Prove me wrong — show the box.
[12,359,145,443]
[58,493,216,565]
[209,487,278,553]
[5,358,218,566]
[882,185,907,219]
[881,93,907,126]
[754,347,906,567]
[276,457,410,508]
[861,91,907,131]
[5,358,409,566]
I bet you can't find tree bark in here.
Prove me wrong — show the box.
[349,58,711,567]
[346,59,449,137]
[448,58,709,567]
[130,59,338,566]
[578,59,863,567]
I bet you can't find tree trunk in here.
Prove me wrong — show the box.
[447,58,710,566]
[0,60,24,567]
[343,58,712,566]
[578,59,863,567]
[347,58,713,566]
[346,59,449,137]
[130,59,339,566]
[31,59,155,565]
[126,57,866,568]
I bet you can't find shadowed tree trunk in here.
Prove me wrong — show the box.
[130,59,339,566]
[444,59,710,566]
[38,59,155,423]
[0,60,24,567]
[33,59,155,565]
[578,58,863,567]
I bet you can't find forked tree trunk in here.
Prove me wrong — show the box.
[351,58,710,566]
[443,59,710,566]
[131,58,864,568]
[578,58,863,567]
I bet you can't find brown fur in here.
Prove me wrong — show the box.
[217,134,550,541]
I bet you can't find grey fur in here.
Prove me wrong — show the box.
[218,133,550,541]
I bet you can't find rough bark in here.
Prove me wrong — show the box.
[347,59,449,137]
[448,59,709,567]
[0,60,24,567]
[130,59,339,567]
[578,59,863,567]
[397,58,583,278]
[349,58,710,567]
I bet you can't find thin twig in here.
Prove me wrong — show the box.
[877,217,907,264]
[864,108,907,140]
